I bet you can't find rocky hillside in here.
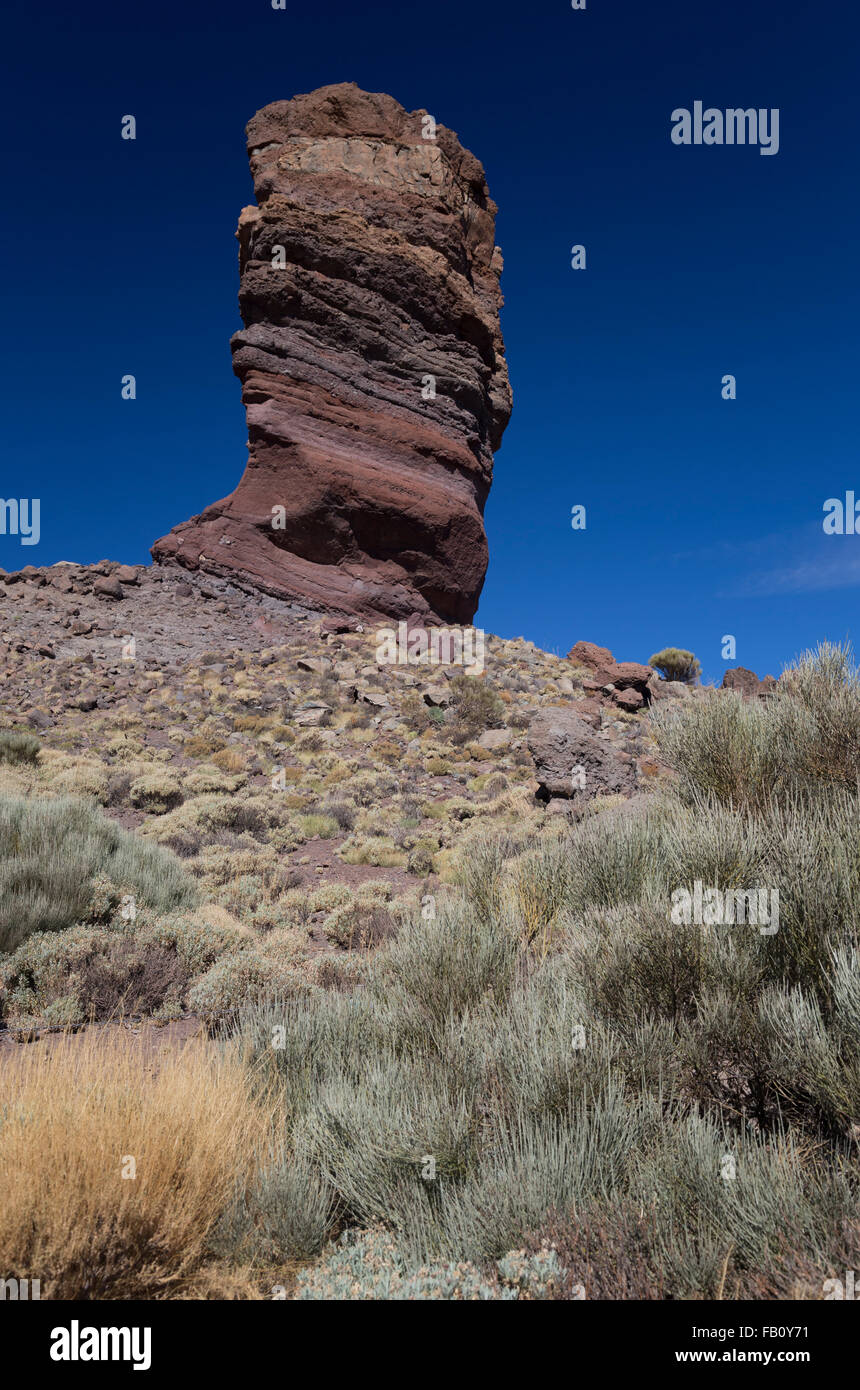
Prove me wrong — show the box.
[4,559,857,1310]
[0,558,687,1030]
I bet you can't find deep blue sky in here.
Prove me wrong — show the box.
[2,0,858,682]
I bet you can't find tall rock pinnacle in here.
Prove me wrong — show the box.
[152,82,512,623]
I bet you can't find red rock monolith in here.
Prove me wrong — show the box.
[152,83,511,624]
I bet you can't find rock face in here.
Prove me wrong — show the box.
[608,661,654,695]
[722,667,778,698]
[567,641,657,709]
[527,707,637,803]
[152,83,511,624]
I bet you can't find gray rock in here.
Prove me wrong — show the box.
[478,728,512,751]
[422,685,451,708]
[527,706,637,803]
[93,576,124,600]
[293,700,332,728]
[297,657,333,675]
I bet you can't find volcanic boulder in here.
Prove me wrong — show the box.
[567,641,656,708]
[722,667,778,698]
[527,707,637,803]
[152,83,512,624]
[567,641,615,682]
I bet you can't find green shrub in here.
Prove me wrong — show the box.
[0,730,40,765]
[648,647,701,683]
[0,925,189,1027]
[298,813,340,840]
[653,642,860,807]
[147,912,247,975]
[188,950,306,1022]
[317,801,355,832]
[652,692,777,808]
[406,840,438,876]
[192,644,860,1292]
[338,835,406,867]
[0,908,249,1026]
[448,675,505,742]
[454,833,518,924]
[238,991,394,1127]
[212,1143,335,1265]
[293,1229,507,1300]
[774,642,860,790]
[0,796,198,954]
[323,901,396,950]
[294,1227,569,1300]
[149,793,293,846]
[129,772,183,814]
[382,899,519,1027]
[233,855,860,1290]
[300,1052,482,1231]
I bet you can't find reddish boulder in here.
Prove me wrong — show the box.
[613,687,645,712]
[568,644,654,702]
[722,667,778,698]
[152,83,511,624]
[606,661,654,694]
[568,641,615,682]
[574,697,603,729]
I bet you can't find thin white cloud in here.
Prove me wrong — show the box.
[729,545,860,597]
[670,517,860,598]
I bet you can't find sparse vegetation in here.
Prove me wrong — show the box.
[2,598,858,1303]
[226,644,860,1297]
[448,673,506,742]
[652,642,860,807]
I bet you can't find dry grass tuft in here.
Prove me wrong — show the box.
[0,1031,272,1299]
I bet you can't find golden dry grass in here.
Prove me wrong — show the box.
[211,746,246,773]
[0,1030,272,1299]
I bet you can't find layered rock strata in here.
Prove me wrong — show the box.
[152,83,511,624]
